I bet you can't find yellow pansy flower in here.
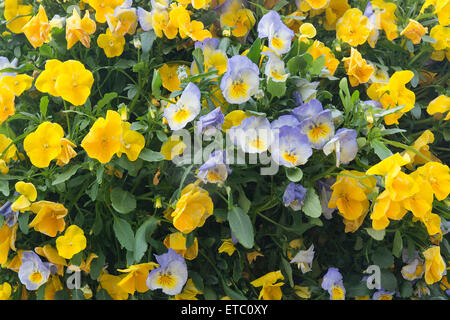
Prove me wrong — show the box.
[35,59,64,97]
[23,121,64,168]
[55,225,87,259]
[171,183,214,234]
[4,0,33,34]
[35,245,67,276]
[218,238,237,256]
[11,181,37,212]
[88,0,126,24]
[66,9,97,50]
[22,5,51,48]
[415,162,450,201]
[81,110,123,164]
[220,0,255,38]
[323,0,350,31]
[0,85,16,124]
[0,74,33,96]
[163,232,199,260]
[421,0,449,27]
[250,270,284,300]
[29,201,68,237]
[160,135,187,160]
[400,19,428,45]
[426,95,450,120]
[0,134,19,163]
[222,110,248,132]
[56,138,77,167]
[174,278,203,300]
[44,275,63,300]
[158,64,182,92]
[54,60,94,106]
[342,47,374,87]
[0,223,17,265]
[307,40,339,76]
[0,282,12,300]
[336,8,370,47]
[117,262,159,295]
[117,122,145,162]
[97,29,126,58]
[423,246,446,285]
[98,271,129,300]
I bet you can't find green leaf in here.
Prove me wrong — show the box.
[90,253,105,280]
[110,188,136,214]
[190,271,205,292]
[36,283,46,300]
[393,230,403,258]
[140,30,156,54]
[139,149,165,162]
[370,139,393,160]
[0,180,9,196]
[227,206,254,249]
[96,92,118,109]
[285,167,303,182]
[302,188,321,218]
[71,289,85,300]
[380,270,397,292]
[310,55,326,76]
[54,290,70,300]
[400,281,413,298]
[134,217,159,263]
[371,247,394,269]
[113,216,135,251]
[52,164,82,185]
[237,188,251,214]
[192,48,205,74]
[272,0,289,11]
[267,78,286,98]
[40,96,49,118]
[365,227,386,241]
[18,212,30,235]
[281,257,294,288]
[151,69,162,97]
[246,38,262,65]
[221,278,247,300]
[422,35,437,43]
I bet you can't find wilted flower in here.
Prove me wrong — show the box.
[290,244,315,273]
[400,19,428,44]
[263,52,289,82]
[137,7,153,31]
[22,5,51,48]
[66,9,97,50]
[423,246,446,285]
